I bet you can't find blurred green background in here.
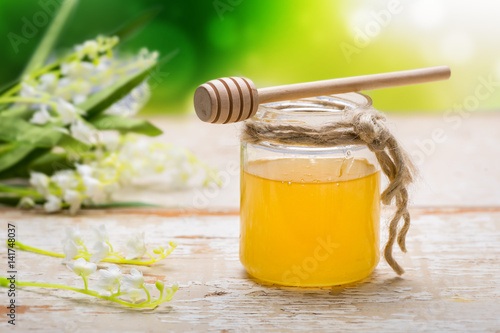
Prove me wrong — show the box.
[1,0,499,114]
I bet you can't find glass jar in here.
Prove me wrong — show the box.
[240,93,381,287]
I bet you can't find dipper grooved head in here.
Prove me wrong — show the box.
[194,77,258,124]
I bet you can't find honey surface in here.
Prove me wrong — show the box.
[240,157,380,286]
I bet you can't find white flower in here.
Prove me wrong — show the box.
[70,120,95,145]
[30,105,52,125]
[123,286,146,303]
[122,268,145,290]
[62,226,84,262]
[97,265,122,295]
[125,232,147,259]
[63,240,79,263]
[75,40,100,59]
[136,48,159,69]
[92,225,109,243]
[52,170,78,191]
[104,83,150,117]
[61,61,96,79]
[53,126,70,134]
[29,172,50,196]
[67,258,97,277]
[82,175,106,204]
[56,99,81,125]
[37,73,58,93]
[101,134,120,151]
[73,94,87,104]
[90,241,110,263]
[63,189,82,215]
[18,197,35,209]
[20,82,41,98]
[76,164,94,177]
[44,195,61,213]
[65,225,83,245]
[55,79,92,104]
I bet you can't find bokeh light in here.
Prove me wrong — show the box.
[0,0,499,113]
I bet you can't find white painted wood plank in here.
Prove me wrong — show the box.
[0,208,499,331]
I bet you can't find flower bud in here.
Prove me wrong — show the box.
[153,246,164,254]
[155,280,164,291]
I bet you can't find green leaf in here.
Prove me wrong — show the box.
[0,143,34,173]
[22,0,80,76]
[0,117,67,147]
[58,128,93,153]
[0,120,89,178]
[0,197,23,207]
[0,80,18,98]
[29,153,73,176]
[79,60,158,119]
[0,107,35,120]
[0,184,40,198]
[90,114,162,136]
[110,7,162,42]
[0,147,50,179]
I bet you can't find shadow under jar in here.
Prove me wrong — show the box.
[240,93,381,287]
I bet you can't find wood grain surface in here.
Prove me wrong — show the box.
[0,112,499,332]
[0,207,499,332]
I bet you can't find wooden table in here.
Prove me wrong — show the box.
[1,113,499,332]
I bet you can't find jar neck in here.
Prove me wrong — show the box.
[252,93,373,127]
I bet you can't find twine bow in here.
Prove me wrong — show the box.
[242,106,416,275]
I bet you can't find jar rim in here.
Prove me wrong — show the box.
[254,92,373,123]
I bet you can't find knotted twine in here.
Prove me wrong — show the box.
[242,104,417,275]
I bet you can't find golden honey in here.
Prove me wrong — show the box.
[240,157,380,286]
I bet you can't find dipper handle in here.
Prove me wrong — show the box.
[194,66,451,124]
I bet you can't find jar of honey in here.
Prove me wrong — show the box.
[240,93,381,287]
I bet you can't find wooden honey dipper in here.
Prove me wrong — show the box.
[194,66,451,124]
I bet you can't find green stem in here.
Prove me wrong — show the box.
[1,38,119,100]
[81,243,89,253]
[142,285,151,303]
[158,286,164,301]
[14,240,65,258]
[13,240,177,265]
[12,280,163,308]
[82,275,89,290]
[0,97,57,108]
[1,84,21,98]
[106,240,114,253]
[108,253,125,260]
[0,185,43,198]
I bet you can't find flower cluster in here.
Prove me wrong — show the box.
[65,258,177,307]
[25,134,215,214]
[23,37,156,122]
[13,225,176,266]
[60,225,177,264]
[0,259,178,308]
[0,34,218,214]
[5,223,178,309]
[15,37,157,147]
